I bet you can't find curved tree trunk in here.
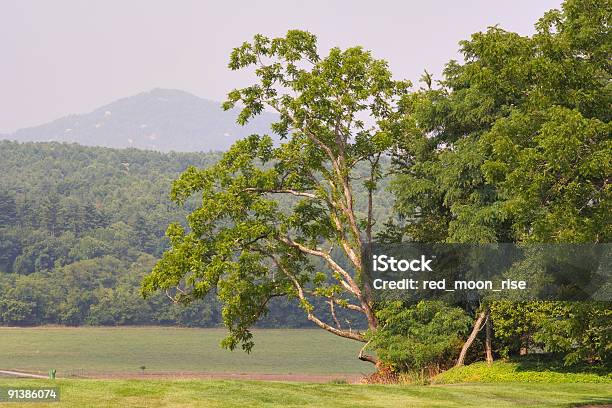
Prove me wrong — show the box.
[455,310,487,367]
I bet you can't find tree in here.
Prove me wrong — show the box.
[0,227,21,272]
[391,0,610,365]
[143,30,410,364]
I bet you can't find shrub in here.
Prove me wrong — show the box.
[367,301,471,374]
[491,301,611,365]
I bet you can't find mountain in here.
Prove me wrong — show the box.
[1,89,277,152]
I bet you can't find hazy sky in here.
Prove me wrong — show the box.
[0,0,562,133]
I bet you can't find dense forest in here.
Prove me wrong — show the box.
[0,142,297,326]
[0,141,386,327]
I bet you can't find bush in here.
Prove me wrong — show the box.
[491,301,612,365]
[367,301,471,374]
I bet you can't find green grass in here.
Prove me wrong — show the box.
[434,360,612,384]
[2,327,610,407]
[0,379,610,407]
[0,327,371,375]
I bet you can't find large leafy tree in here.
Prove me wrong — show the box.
[391,0,610,365]
[142,30,410,363]
[394,0,610,243]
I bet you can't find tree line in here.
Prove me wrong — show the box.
[0,141,316,327]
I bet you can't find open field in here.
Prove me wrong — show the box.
[0,327,372,378]
[0,379,610,407]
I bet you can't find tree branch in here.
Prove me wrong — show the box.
[279,235,378,331]
[244,188,317,199]
[279,236,361,297]
[270,255,366,342]
[358,339,378,364]
[327,297,342,330]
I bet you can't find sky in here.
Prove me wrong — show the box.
[0,0,563,133]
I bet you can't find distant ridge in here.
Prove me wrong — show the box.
[2,88,277,152]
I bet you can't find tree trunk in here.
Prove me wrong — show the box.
[485,312,494,365]
[520,333,529,355]
[456,310,487,367]
[358,340,378,364]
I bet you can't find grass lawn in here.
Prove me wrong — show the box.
[2,327,610,407]
[0,379,610,407]
[0,327,371,376]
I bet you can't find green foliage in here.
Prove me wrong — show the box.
[0,140,383,329]
[0,137,388,329]
[144,30,409,353]
[532,302,611,365]
[392,0,610,245]
[390,0,611,367]
[367,301,471,372]
[0,142,230,326]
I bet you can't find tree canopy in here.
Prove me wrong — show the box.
[143,0,610,370]
[392,0,610,244]
[143,30,411,361]
[390,0,610,366]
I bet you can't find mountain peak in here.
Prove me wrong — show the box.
[3,89,276,152]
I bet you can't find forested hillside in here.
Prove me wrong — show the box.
[0,141,388,327]
[0,142,282,326]
[0,141,220,325]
